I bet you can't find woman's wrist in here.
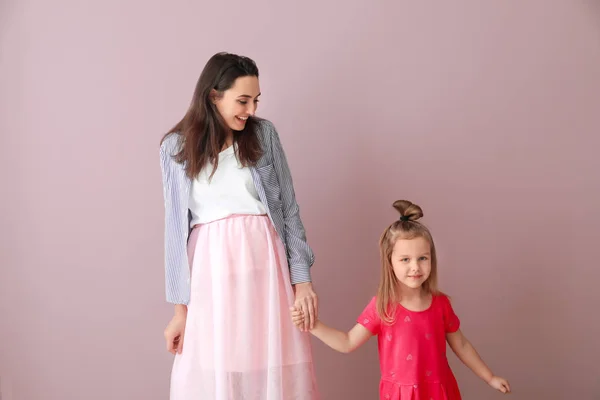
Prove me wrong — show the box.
[174,304,188,317]
[293,281,312,288]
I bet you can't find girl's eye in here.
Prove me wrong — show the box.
[238,100,247,105]
[419,256,429,261]
[401,258,410,263]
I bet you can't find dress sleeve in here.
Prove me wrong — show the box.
[357,296,382,335]
[440,295,460,333]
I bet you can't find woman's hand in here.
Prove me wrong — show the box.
[164,309,187,354]
[293,282,318,331]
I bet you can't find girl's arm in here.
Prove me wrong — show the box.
[446,330,511,393]
[291,307,373,353]
[446,330,492,381]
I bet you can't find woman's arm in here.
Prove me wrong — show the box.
[265,121,314,285]
[264,120,318,329]
[160,135,192,354]
[159,135,191,305]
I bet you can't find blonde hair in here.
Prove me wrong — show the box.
[376,200,442,323]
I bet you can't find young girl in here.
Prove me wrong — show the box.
[291,200,510,399]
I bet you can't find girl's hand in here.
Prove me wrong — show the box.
[488,376,511,394]
[164,313,187,355]
[293,282,318,331]
[290,306,306,329]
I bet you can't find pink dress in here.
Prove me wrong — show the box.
[357,295,462,400]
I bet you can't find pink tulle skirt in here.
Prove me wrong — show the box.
[170,214,319,399]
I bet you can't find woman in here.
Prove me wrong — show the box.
[159,52,320,399]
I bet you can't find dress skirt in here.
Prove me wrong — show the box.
[169,214,319,400]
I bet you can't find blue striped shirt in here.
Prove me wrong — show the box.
[159,118,315,304]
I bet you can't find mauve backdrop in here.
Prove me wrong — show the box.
[1,1,599,399]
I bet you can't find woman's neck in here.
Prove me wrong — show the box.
[222,131,234,151]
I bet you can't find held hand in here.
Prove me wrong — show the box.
[488,376,511,394]
[293,282,318,331]
[164,313,187,355]
[290,306,306,329]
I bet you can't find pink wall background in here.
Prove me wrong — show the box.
[1,1,599,399]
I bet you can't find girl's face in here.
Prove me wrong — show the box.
[213,76,261,132]
[391,236,432,291]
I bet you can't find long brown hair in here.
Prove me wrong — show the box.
[161,52,262,179]
[376,200,442,323]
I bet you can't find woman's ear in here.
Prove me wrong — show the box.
[209,89,219,105]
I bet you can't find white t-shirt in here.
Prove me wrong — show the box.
[188,144,267,226]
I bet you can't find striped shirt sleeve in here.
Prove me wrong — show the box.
[266,121,315,284]
[160,137,191,304]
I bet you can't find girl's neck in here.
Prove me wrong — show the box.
[400,287,432,312]
[398,286,432,312]
[399,286,426,301]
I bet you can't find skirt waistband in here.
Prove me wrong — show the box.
[192,213,268,229]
